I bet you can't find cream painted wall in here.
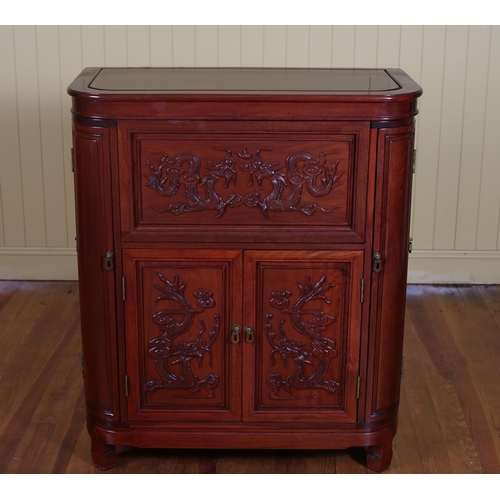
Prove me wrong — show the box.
[0,25,499,282]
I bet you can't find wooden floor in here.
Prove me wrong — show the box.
[0,281,499,474]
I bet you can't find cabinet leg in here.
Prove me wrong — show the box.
[363,418,397,472]
[87,421,117,470]
[365,436,394,472]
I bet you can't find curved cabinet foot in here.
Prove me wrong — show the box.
[365,442,393,472]
[88,421,117,470]
[365,425,396,472]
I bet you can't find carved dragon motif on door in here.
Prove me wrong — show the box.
[145,273,220,398]
[265,274,340,399]
[144,147,345,218]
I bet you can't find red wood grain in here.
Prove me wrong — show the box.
[67,67,422,472]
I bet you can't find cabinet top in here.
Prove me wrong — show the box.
[69,67,421,97]
[68,67,421,123]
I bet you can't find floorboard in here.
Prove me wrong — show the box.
[1,281,499,474]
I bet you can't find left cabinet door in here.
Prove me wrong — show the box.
[123,249,243,422]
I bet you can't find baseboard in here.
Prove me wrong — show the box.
[1,247,499,284]
[0,247,78,280]
[408,250,500,284]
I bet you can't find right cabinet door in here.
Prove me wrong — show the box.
[243,250,364,423]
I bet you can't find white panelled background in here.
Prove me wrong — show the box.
[0,25,499,282]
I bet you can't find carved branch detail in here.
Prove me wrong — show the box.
[145,147,345,218]
[145,273,220,398]
[266,275,339,399]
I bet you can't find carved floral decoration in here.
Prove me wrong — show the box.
[266,274,340,399]
[145,273,220,398]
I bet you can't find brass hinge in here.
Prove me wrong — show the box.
[125,374,129,397]
[356,376,361,399]
[122,276,126,301]
[412,149,417,174]
[360,278,365,303]
[401,357,405,378]
[71,148,74,173]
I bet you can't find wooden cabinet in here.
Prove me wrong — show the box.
[68,68,422,471]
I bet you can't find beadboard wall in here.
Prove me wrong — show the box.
[0,25,499,283]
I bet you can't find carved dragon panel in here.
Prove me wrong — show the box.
[144,146,345,219]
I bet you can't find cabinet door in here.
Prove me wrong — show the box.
[243,250,363,423]
[118,120,369,244]
[123,249,242,422]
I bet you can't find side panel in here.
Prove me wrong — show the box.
[72,122,118,421]
[366,123,415,422]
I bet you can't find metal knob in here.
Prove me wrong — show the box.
[244,326,254,344]
[231,325,241,344]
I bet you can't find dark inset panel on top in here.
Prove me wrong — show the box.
[88,68,401,94]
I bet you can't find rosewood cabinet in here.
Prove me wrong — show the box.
[68,67,422,471]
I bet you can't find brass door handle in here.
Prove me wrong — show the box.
[244,326,254,344]
[231,325,241,344]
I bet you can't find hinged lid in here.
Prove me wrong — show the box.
[67,67,422,124]
[68,67,422,99]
